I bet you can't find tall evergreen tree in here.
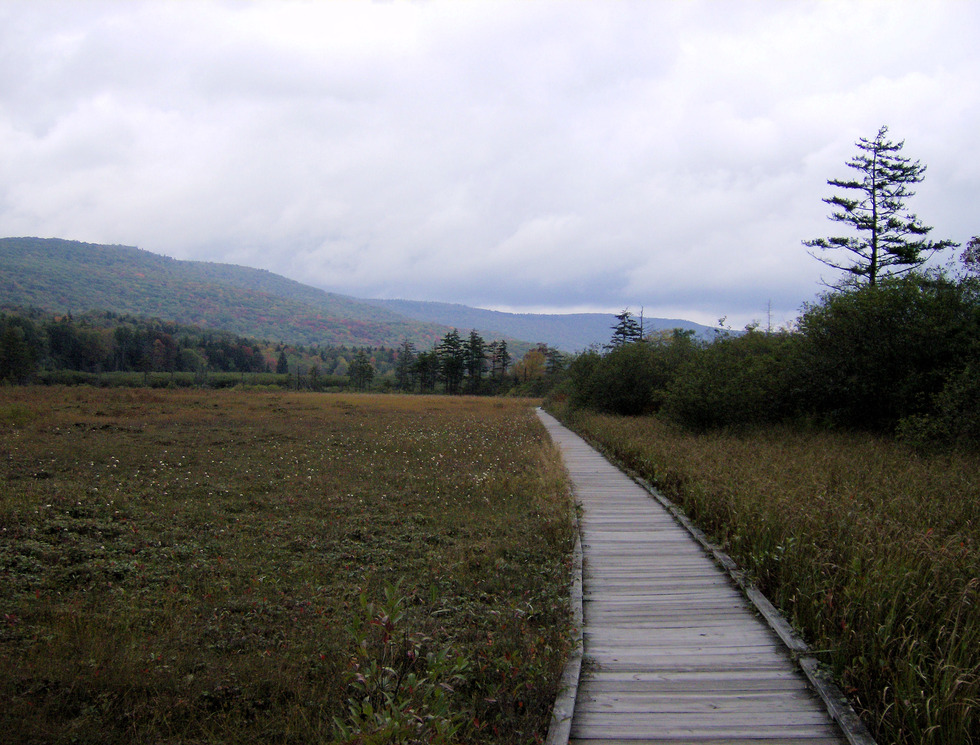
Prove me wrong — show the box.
[394,340,417,391]
[437,329,466,394]
[545,346,566,378]
[276,349,289,374]
[464,330,486,394]
[349,349,374,391]
[803,126,958,287]
[961,236,980,276]
[609,309,642,348]
[414,349,439,393]
[488,340,510,383]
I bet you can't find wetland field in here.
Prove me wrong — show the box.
[0,388,574,744]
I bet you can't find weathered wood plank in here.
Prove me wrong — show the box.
[583,656,798,672]
[575,696,831,715]
[571,720,842,738]
[583,673,815,694]
[570,729,841,740]
[570,740,844,745]
[536,410,850,745]
[585,627,780,639]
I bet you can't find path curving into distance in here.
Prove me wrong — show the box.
[538,409,856,745]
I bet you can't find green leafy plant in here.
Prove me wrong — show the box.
[334,584,469,744]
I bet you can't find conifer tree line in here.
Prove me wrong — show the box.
[0,310,264,381]
[390,330,566,395]
[0,307,567,396]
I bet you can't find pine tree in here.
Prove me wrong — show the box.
[414,350,439,393]
[276,349,289,374]
[609,309,642,348]
[437,329,466,394]
[349,349,374,391]
[961,236,980,276]
[545,346,566,377]
[394,340,417,391]
[488,340,510,380]
[803,126,957,287]
[464,330,486,394]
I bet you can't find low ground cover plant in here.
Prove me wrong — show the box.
[551,404,979,745]
[0,388,574,744]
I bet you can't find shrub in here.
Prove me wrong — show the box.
[334,585,469,744]
[795,275,980,432]
[898,362,980,450]
[662,329,800,430]
[566,331,699,416]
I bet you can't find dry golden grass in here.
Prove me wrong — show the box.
[1,388,574,744]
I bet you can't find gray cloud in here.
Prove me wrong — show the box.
[2,0,978,329]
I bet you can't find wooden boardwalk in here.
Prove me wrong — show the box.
[537,410,848,744]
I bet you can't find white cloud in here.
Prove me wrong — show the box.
[1,0,978,328]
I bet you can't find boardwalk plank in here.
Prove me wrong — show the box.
[576,693,827,714]
[537,410,847,745]
[570,740,843,745]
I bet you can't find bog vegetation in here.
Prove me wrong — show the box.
[0,389,575,744]
[548,406,979,745]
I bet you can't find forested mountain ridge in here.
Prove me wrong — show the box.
[0,237,451,347]
[1,237,712,352]
[363,298,717,351]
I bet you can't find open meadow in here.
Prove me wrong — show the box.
[552,404,980,745]
[0,388,575,744]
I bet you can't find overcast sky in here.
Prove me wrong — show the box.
[2,1,978,328]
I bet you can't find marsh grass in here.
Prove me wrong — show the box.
[0,388,574,744]
[552,404,980,745]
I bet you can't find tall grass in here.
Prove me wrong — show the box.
[552,404,980,745]
[0,388,574,744]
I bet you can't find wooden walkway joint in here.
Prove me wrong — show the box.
[538,410,873,745]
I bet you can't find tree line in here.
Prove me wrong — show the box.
[555,127,980,450]
[381,331,566,396]
[560,268,978,447]
[0,307,568,396]
[0,309,387,385]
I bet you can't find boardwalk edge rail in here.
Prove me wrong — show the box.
[631,470,877,745]
[543,416,585,745]
[543,531,583,745]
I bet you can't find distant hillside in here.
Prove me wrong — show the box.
[1,237,715,353]
[0,237,451,347]
[361,298,717,351]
